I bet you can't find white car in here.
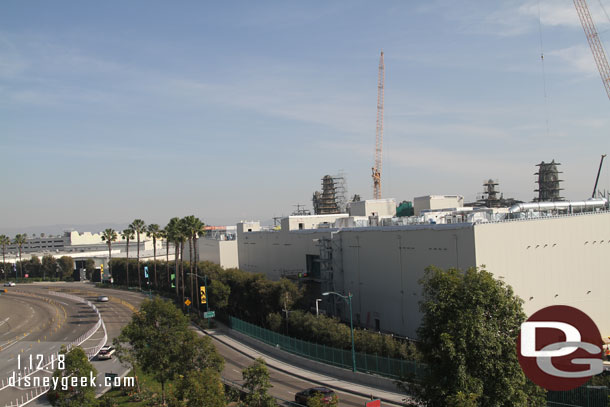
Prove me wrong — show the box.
[3,282,15,287]
[98,345,115,360]
[97,296,109,302]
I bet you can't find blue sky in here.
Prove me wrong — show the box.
[1,1,609,232]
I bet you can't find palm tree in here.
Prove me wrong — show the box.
[130,219,146,291]
[146,224,161,288]
[121,228,135,287]
[182,215,197,306]
[101,229,118,280]
[160,226,170,287]
[13,234,27,280]
[193,218,206,312]
[166,217,182,298]
[0,235,10,281]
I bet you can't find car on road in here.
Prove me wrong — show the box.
[3,282,15,287]
[98,345,115,360]
[97,295,109,302]
[294,387,337,405]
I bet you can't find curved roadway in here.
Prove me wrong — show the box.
[0,282,397,407]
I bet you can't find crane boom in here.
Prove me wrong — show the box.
[573,0,610,100]
[372,51,385,199]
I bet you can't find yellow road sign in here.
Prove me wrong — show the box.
[184,298,191,307]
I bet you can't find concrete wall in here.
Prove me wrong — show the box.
[349,199,397,217]
[413,195,464,216]
[336,225,476,338]
[238,228,333,280]
[280,214,349,231]
[474,212,610,337]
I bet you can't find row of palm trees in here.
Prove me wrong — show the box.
[101,216,206,309]
[0,233,29,280]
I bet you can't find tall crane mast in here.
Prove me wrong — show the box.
[372,51,385,199]
[573,0,610,100]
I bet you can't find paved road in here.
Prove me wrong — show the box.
[0,283,401,407]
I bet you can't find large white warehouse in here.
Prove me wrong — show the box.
[237,199,610,339]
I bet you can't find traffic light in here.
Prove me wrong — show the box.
[200,286,207,304]
[144,266,149,278]
[100,264,104,276]
[171,274,175,288]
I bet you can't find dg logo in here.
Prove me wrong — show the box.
[518,305,604,391]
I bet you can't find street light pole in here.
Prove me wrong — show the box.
[322,291,356,372]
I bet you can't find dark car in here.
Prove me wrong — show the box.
[295,387,337,405]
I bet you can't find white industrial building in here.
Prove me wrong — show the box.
[237,197,610,339]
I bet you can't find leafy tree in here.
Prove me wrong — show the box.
[84,258,95,280]
[13,233,27,279]
[0,234,10,281]
[27,255,41,278]
[47,346,98,406]
[101,228,118,279]
[57,256,74,280]
[209,279,230,311]
[146,224,161,288]
[240,358,277,407]
[173,369,226,407]
[116,297,224,404]
[404,266,546,407]
[177,330,224,374]
[121,228,135,287]
[42,255,57,280]
[130,219,146,290]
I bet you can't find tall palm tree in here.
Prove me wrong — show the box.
[160,226,170,287]
[130,219,146,291]
[13,234,27,280]
[121,228,135,287]
[177,218,189,306]
[101,229,118,280]
[146,224,161,288]
[166,217,182,298]
[0,235,10,281]
[182,215,197,307]
[193,218,206,312]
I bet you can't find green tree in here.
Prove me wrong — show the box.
[146,223,161,288]
[27,255,41,278]
[406,266,546,407]
[47,346,98,406]
[57,256,74,280]
[130,219,146,291]
[116,297,223,404]
[0,234,10,281]
[101,228,118,279]
[84,258,95,280]
[42,255,57,281]
[240,358,277,407]
[173,369,226,407]
[209,279,230,311]
[13,233,27,279]
[121,227,135,287]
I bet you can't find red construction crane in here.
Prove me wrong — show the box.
[573,0,610,100]
[372,51,385,199]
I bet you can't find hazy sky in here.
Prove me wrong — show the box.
[1,1,609,233]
